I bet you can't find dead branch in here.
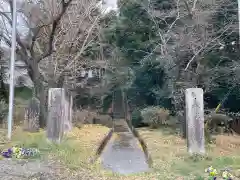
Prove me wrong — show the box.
[36,0,73,62]
[184,25,231,71]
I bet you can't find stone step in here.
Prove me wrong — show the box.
[114,119,130,132]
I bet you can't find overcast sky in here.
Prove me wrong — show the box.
[102,0,118,12]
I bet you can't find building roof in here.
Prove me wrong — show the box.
[1,47,33,87]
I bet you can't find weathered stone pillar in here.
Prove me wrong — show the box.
[185,88,205,154]
[47,88,73,142]
[47,88,64,143]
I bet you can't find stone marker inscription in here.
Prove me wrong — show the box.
[47,88,65,143]
[185,88,205,154]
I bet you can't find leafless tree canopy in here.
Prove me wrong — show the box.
[0,0,106,89]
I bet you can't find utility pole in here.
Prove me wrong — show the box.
[7,0,17,140]
[239,0,240,44]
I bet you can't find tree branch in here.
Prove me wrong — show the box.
[184,25,231,71]
[0,10,28,57]
[184,0,193,18]
[36,0,73,63]
[57,13,101,78]
[29,24,49,56]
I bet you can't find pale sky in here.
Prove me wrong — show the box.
[102,0,118,12]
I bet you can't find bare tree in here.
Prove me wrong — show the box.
[0,0,105,127]
[140,0,236,112]
[108,0,236,117]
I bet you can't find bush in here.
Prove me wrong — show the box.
[205,113,233,134]
[141,106,170,128]
[204,112,233,144]
[131,109,143,127]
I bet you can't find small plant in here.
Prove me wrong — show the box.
[189,153,206,162]
[205,166,218,179]
[1,146,40,159]
[205,166,234,180]
[222,170,234,180]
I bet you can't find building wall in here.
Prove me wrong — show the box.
[3,66,33,88]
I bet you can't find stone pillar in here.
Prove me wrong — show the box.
[185,88,205,154]
[47,88,65,143]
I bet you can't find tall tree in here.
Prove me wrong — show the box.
[0,0,104,127]
[204,0,239,111]
[103,0,236,114]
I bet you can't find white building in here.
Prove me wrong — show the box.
[0,47,33,88]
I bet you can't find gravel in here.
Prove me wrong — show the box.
[0,158,104,180]
[0,158,70,180]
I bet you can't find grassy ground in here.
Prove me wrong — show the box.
[1,125,240,179]
[138,128,240,179]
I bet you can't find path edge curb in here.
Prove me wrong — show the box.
[91,128,113,163]
[126,120,153,167]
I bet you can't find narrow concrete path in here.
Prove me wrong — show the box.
[100,119,149,175]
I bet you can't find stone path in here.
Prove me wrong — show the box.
[100,119,149,175]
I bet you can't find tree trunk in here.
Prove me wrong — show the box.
[27,59,65,129]
[26,59,48,129]
[39,85,48,128]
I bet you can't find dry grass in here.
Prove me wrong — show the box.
[138,127,240,179]
[0,125,111,179]
[1,125,240,179]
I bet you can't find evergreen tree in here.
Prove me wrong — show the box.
[206,0,239,111]
[104,0,176,108]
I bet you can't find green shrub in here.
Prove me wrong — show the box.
[131,109,143,127]
[141,106,170,129]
